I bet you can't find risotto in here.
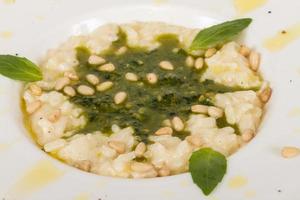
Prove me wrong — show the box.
[22,22,271,178]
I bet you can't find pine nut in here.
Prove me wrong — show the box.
[249,51,260,71]
[159,61,174,70]
[44,139,66,152]
[208,106,223,118]
[132,169,158,178]
[64,71,79,80]
[88,55,106,65]
[63,86,76,97]
[111,124,121,133]
[136,60,144,65]
[162,119,172,127]
[55,77,70,91]
[98,63,115,72]
[205,48,217,58]
[158,167,170,177]
[172,116,185,132]
[131,162,153,172]
[114,92,127,104]
[86,74,100,85]
[26,100,42,114]
[96,81,114,92]
[135,142,146,157]
[146,73,158,84]
[259,87,272,103]
[75,160,92,172]
[241,129,254,142]
[239,45,251,57]
[191,104,208,114]
[281,146,300,158]
[185,56,195,67]
[48,109,61,122]
[186,135,202,147]
[194,57,204,70]
[108,141,126,154]
[172,48,180,53]
[125,72,138,82]
[155,127,173,135]
[77,85,95,96]
[115,46,127,55]
[29,84,42,96]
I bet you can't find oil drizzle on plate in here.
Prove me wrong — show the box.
[74,192,90,200]
[228,175,248,189]
[208,196,220,200]
[35,15,45,22]
[0,143,9,152]
[234,0,267,14]
[0,31,13,39]
[288,107,300,117]
[179,180,190,187]
[161,189,174,198]
[153,0,168,5]
[1,0,15,4]
[264,23,300,51]
[244,190,256,198]
[0,139,20,153]
[8,160,64,198]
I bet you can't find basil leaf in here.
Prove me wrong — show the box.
[189,148,227,195]
[190,18,252,50]
[0,55,42,82]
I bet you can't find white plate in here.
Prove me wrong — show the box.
[0,0,300,199]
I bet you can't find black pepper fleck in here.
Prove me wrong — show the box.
[268,11,272,14]
[281,30,287,34]
[277,189,282,193]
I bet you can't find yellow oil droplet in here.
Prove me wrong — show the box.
[179,180,190,187]
[294,128,300,133]
[0,143,9,152]
[161,189,174,197]
[245,190,256,198]
[97,180,108,188]
[264,23,300,51]
[154,0,168,5]
[234,0,267,14]
[228,176,248,189]
[2,0,15,4]
[288,107,300,117]
[74,193,90,200]
[9,160,64,197]
[208,196,220,200]
[0,31,13,39]
[35,15,45,21]
[0,139,20,152]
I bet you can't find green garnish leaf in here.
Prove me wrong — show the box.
[0,55,43,82]
[190,18,252,50]
[189,148,227,196]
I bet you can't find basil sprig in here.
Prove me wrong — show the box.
[190,18,252,50]
[189,148,227,195]
[0,55,42,82]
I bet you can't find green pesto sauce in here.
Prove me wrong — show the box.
[70,32,244,142]
[216,115,240,135]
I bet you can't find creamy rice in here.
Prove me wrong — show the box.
[22,22,271,178]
